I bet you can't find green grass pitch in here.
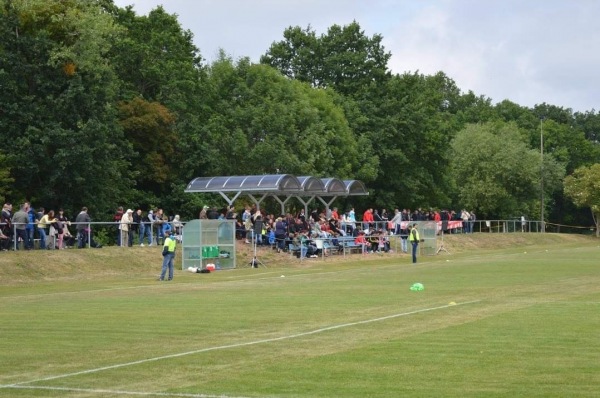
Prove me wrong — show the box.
[0,235,599,397]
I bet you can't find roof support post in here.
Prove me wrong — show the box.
[296,195,316,218]
[316,195,338,214]
[218,191,242,207]
[247,193,270,212]
[271,195,294,216]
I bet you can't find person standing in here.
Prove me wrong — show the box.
[11,203,30,250]
[469,211,476,233]
[253,214,264,245]
[132,209,143,245]
[390,209,401,235]
[141,210,154,246]
[199,205,209,219]
[380,209,389,231]
[120,209,133,247]
[409,223,420,264]
[75,207,91,248]
[1,203,13,250]
[159,230,177,281]
[273,217,287,253]
[461,209,471,233]
[37,209,54,250]
[362,207,374,231]
[154,208,165,245]
[347,207,357,230]
[113,206,124,246]
[172,214,183,241]
[55,209,68,249]
[161,215,172,239]
[46,210,60,249]
[26,206,36,249]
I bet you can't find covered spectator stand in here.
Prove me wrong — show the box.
[184,174,369,216]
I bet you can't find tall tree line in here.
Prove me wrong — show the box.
[1,0,599,226]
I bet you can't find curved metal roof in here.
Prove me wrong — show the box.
[186,174,302,193]
[320,178,347,195]
[185,174,368,196]
[297,176,326,193]
[344,180,369,195]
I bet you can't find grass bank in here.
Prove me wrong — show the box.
[0,233,596,286]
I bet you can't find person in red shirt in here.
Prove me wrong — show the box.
[362,208,374,231]
[354,231,370,253]
[320,218,331,234]
[330,207,339,221]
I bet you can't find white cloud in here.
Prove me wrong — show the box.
[113,0,600,112]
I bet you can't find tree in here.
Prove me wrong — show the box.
[118,97,177,192]
[108,3,208,212]
[449,122,565,219]
[261,21,391,97]
[573,109,600,144]
[564,164,600,237]
[455,91,496,125]
[0,152,14,203]
[0,0,131,214]
[178,56,377,184]
[364,71,463,209]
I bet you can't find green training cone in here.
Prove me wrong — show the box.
[410,282,424,291]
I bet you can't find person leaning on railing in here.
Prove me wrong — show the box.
[75,207,91,248]
[11,203,30,250]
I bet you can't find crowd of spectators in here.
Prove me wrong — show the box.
[1,200,476,253]
[0,202,185,251]
[229,205,477,258]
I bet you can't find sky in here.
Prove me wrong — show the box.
[112,0,600,113]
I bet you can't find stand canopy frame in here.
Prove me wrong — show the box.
[185,174,369,215]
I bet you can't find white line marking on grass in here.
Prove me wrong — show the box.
[5,385,248,398]
[3,300,480,388]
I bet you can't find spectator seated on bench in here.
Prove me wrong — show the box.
[353,231,368,253]
[291,231,319,258]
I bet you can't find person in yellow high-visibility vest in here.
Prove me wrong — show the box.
[409,223,420,264]
[159,230,177,281]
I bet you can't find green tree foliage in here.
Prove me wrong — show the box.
[0,151,14,203]
[181,55,377,182]
[118,97,177,188]
[537,119,597,175]
[370,72,463,209]
[449,122,565,219]
[109,5,204,102]
[573,109,600,144]
[263,21,407,210]
[107,3,208,213]
[261,21,391,96]
[455,91,496,125]
[515,115,600,227]
[0,0,130,214]
[1,1,597,224]
[564,164,600,236]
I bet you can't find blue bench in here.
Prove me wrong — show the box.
[336,236,364,255]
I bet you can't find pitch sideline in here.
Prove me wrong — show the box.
[1,300,481,391]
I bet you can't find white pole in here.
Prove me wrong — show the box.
[540,118,545,233]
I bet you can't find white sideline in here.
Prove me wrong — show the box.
[6,385,247,398]
[2,300,480,390]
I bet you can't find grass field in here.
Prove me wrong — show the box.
[0,234,599,397]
